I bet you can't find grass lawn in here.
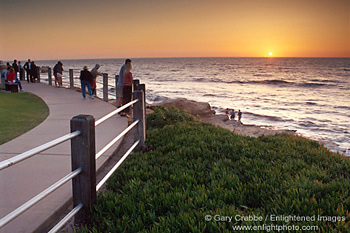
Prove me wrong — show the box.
[80,107,350,233]
[0,92,49,145]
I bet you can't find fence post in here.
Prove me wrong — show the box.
[69,69,74,89]
[70,115,96,226]
[139,84,146,126]
[36,67,41,83]
[133,90,146,149]
[133,79,140,91]
[48,67,52,86]
[103,73,108,102]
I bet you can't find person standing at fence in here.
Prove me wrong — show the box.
[18,61,24,80]
[12,60,18,80]
[23,59,32,83]
[53,61,64,87]
[90,64,102,96]
[79,66,94,99]
[31,61,38,82]
[121,61,133,117]
[117,59,132,108]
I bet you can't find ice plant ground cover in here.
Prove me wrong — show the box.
[80,107,350,233]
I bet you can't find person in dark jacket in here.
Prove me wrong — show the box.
[23,59,33,83]
[79,66,93,99]
[53,61,64,87]
[31,61,38,82]
[12,60,18,80]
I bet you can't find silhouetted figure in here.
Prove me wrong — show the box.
[230,109,235,120]
[238,109,242,124]
[91,64,102,95]
[23,59,33,83]
[79,66,94,99]
[117,59,132,108]
[120,61,133,117]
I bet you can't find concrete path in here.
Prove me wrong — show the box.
[0,82,127,233]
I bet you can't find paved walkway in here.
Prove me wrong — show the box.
[0,82,127,233]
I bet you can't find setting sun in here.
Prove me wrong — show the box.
[269,52,273,56]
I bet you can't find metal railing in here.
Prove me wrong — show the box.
[42,68,118,102]
[0,73,146,232]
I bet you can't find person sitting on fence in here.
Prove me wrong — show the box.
[120,61,134,117]
[79,66,94,99]
[7,67,23,91]
[90,64,102,96]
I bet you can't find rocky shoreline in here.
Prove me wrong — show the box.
[153,98,348,156]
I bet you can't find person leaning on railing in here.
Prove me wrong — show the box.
[79,66,94,99]
[120,62,133,117]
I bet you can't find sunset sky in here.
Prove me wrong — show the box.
[0,0,349,60]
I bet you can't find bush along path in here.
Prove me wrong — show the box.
[80,107,350,233]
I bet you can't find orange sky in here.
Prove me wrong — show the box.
[0,0,349,60]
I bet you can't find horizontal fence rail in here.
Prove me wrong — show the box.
[0,168,82,228]
[95,99,138,126]
[0,131,81,171]
[96,120,139,159]
[48,203,83,233]
[96,140,140,191]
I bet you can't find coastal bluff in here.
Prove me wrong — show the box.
[152,98,295,138]
[153,98,215,117]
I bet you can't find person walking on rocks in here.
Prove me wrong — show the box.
[79,66,94,99]
[117,59,132,108]
[90,64,102,96]
[238,109,242,124]
[230,109,235,121]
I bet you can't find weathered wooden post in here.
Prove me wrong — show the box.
[70,115,96,225]
[133,79,140,91]
[36,67,41,83]
[139,83,146,125]
[133,90,146,149]
[103,73,108,102]
[69,69,74,89]
[48,67,52,86]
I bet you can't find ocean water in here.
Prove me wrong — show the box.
[35,57,350,152]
